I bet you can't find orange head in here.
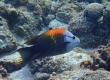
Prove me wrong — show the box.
[45,28,65,36]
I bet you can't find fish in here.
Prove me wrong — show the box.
[15,28,80,66]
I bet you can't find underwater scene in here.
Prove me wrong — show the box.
[0,0,110,80]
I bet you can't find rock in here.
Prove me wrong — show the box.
[77,0,102,3]
[103,6,110,26]
[29,47,92,74]
[48,69,110,80]
[4,0,28,5]
[0,77,10,80]
[2,0,44,41]
[0,51,29,73]
[7,7,18,21]
[0,46,39,73]
[0,40,91,76]
[0,59,21,73]
[13,10,43,40]
[6,7,18,28]
[0,1,8,19]
[0,65,8,77]
[84,3,103,22]
[90,43,110,71]
[69,9,110,48]
[15,26,26,38]
[45,14,55,25]
[56,4,79,24]
[51,0,70,14]
[0,65,10,80]
[48,19,69,29]
[26,0,42,14]
[0,16,17,54]
[34,72,50,80]
[18,0,28,4]
[69,12,100,48]
[36,0,51,16]
[0,1,18,21]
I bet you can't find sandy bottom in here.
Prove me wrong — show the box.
[9,65,34,80]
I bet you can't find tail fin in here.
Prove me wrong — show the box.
[16,46,37,65]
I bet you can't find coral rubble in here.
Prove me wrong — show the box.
[29,47,92,74]
[91,43,110,71]
[48,69,110,80]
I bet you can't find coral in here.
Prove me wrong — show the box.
[48,69,110,80]
[36,0,51,16]
[69,12,100,48]
[0,52,30,73]
[29,57,67,74]
[26,1,42,14]
[0,59,21,73]
[13,11,43,40]
[29,47,92,74]
[0,1,8,19]
[77,0,102,3]
[7,7,18,28]
[9,65,34,80]
[0,16,17,54]
[18,0,28,4]
[51,0,65,14]
[69,8,110,48]
[1,0,44,41]
[90,43,110,71]
[84,3,103,22]
[45,14,55,25]
[56,4,79,24]
[34,72,50,80]
[48,19,69,29]
[15,26,26,38]
[103,6,110,26]
[13,57,23,65]
[0,65,8,77]
[80,60,92,68]
[5,0,28,5]
[7,8,18,20]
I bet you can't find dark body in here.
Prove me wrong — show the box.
[18,30,66,64]
[32,34,66,58]
[17,28,80,66]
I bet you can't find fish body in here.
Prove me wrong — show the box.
[16,28,80,65]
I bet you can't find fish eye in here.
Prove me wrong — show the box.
[73,36,75,39]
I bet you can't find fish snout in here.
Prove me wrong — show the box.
[75,36,80,44]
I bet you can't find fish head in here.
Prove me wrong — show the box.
[63,30,80,52]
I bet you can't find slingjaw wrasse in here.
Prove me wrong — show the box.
[15,28,80,66]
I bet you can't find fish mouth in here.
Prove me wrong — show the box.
[64,42,71,44]
[75,37,80,43]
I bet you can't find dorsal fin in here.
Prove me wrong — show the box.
[24,36,38,45]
